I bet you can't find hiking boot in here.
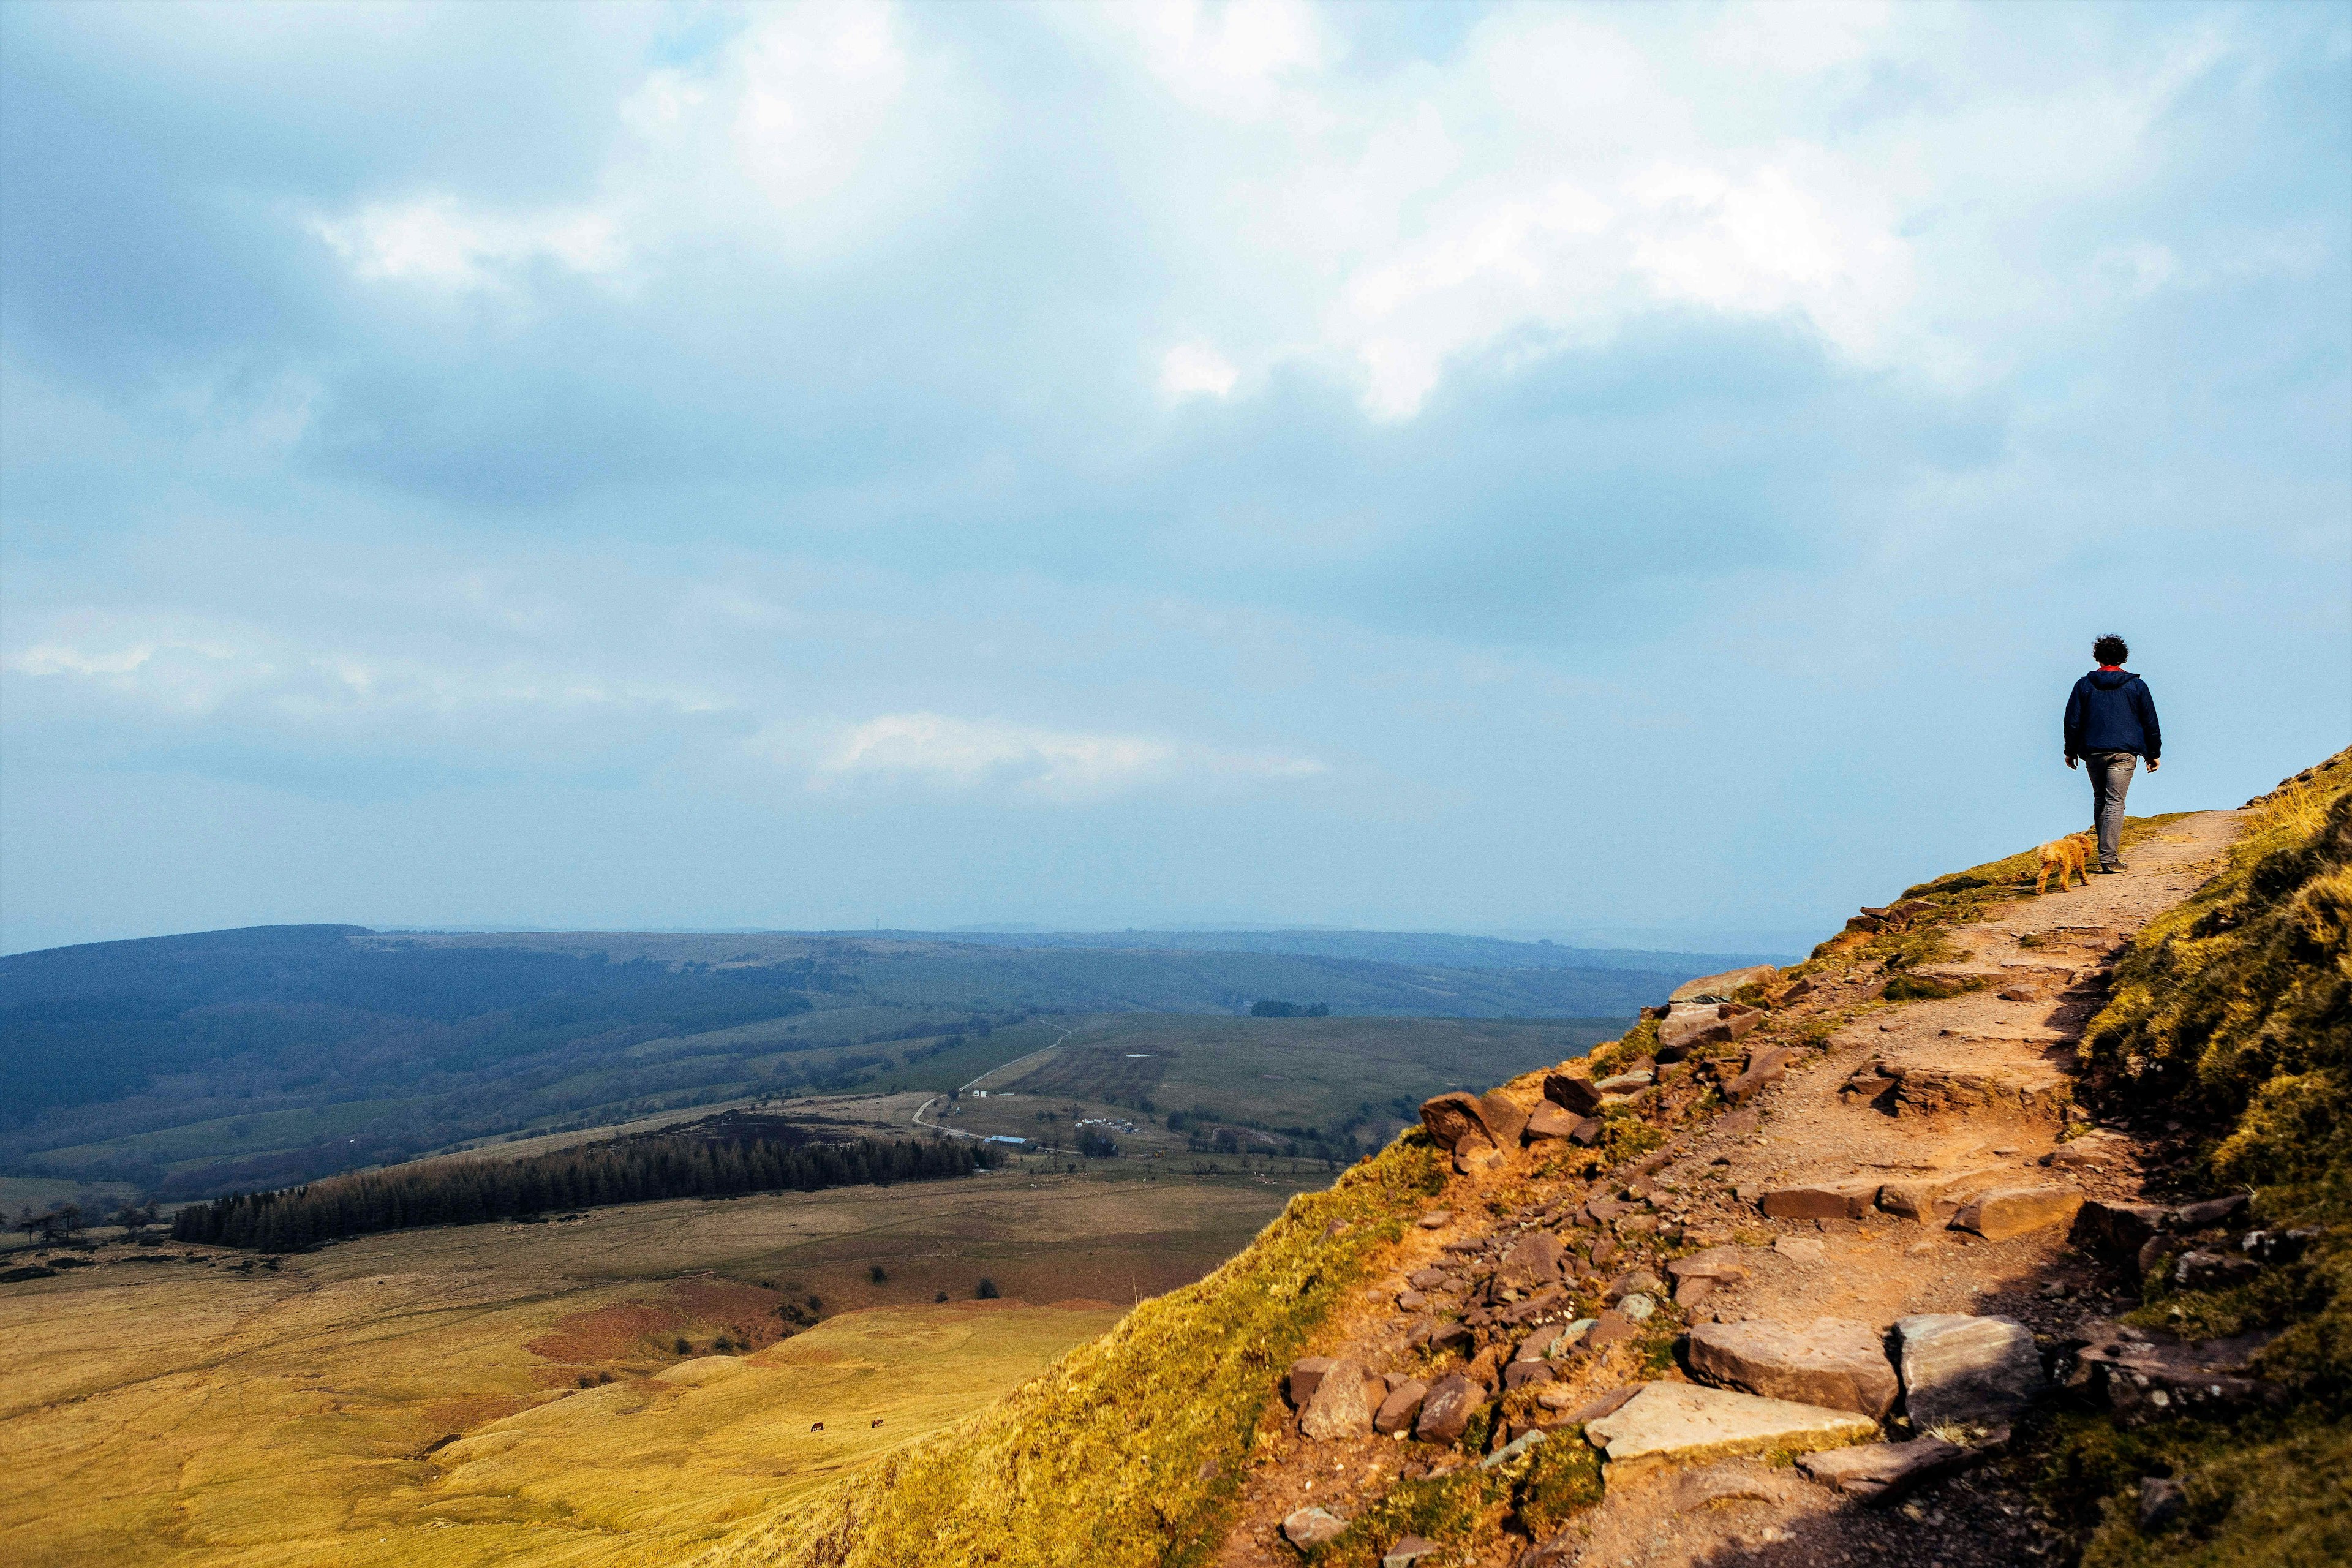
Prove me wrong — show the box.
[2098,862,2128,874]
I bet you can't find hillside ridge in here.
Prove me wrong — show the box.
[689,758,2350,1568]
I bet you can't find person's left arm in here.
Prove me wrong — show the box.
[2137,681,2162,771]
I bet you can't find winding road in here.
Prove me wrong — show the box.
[911,1025,1072,1140]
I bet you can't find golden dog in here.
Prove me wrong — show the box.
[2034,831,2096,894]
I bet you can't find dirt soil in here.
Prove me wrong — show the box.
[1209,810,2244,1568]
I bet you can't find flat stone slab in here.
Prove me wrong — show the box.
[1760,1178,1882,1221]
[1896,1314,2042,1430]
[1581,1381,1879,1469]
[1796,1436,1974,1502]
[1670,964,1779,1002]
[1281,1506,1349,1548]
[1687,1317,1899,1417]
[1950,1185,2083,1242]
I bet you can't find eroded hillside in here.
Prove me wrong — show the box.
[693,752,2351,1568]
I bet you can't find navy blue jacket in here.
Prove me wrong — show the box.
[2065,669,2161,761]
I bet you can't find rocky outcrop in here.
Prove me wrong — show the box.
[1796,1436,1973,1502]
[1297,1357,1376,1439]
[1669,965,1779,1003]
[1948,1186,2083,1242]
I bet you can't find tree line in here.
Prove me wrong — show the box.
[172,1133,997,1251]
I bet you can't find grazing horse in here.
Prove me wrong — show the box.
[810,1421,824,1431]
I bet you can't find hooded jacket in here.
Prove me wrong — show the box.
[2065,668,2161,761]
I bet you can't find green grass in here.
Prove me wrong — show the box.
[2037,748,2352,1566]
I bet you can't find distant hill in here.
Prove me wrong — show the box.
[0,924,1753,1199]
[910,927,1795,973]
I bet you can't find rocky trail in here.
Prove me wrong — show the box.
[1213,809,2271,1568]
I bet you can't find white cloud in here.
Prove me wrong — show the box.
[1161,342,1240,399]
[311,196,623,288]
[807,711,1322,799]
[1122,0,1325,118]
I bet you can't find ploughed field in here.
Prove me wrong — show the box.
[0,1162,1322,1568]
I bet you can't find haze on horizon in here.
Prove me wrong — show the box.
[2,0,2346,958]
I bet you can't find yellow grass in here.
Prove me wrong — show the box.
[1,1169,1307,1567]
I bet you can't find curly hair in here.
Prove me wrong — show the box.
[2092,633,2130,666]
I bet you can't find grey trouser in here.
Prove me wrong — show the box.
[2085,750,2137,869]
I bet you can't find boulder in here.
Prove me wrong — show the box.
[1382,1537,1440,1568]
[1415,1373,1484,1445]
[1759,1178,1883,1221]
[1670,965,1780,1003]
[1687,1318,1899,1417]
[1949,1186,2084,1242]
[1524,1101,1583,1142]
[1420,1091,1513,1151]
[1583,1309,1638,1348]
[1299,1355,1376,1439]
[1895,1314,2042,1429]
[1373,1378,1428,1436]
[1452,1134,1505,1175]
[1544,1072,1604,1116]
[1416,1209,1453,1229]
[1287,1355,1336,1407]
[1569,1117,1606,1146]
[1494,1232,1564,1292]
[1796,1436,1973,1502]
[1281,1507,1349,1549]
[1667,1247,1751,1287]
[1581,1382,1879,1468]
[1478,1091,1530,1147]
[1605,1267,1663,1303]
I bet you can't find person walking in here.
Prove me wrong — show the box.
[2064,633,2162,873]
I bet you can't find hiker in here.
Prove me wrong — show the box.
[2064,633,2162,873]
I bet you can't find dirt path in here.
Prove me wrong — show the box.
[1211,810,2243,1568]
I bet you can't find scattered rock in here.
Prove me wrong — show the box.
[1618,1294,1656,1321]
[1395,1289,1427,1311]
[1583,1309,1638,1348]
[1515,1326,1564,1362]
[1774,1237,1827,1263]
[1415,1373,1484,1446]
[1581,1382,1879,1469]
[1687,1317,1900,1417]
[2072,1329,2278,1421]
[1382,1536,1440,1568]
[1494,1232,1564,1291]
[1407,1267,1450,1290]
[2072,1199,2172,1257]
[1796,1436,1974,1502]
[1417,1210,1453,1229]
[1287,1355,1335,1407]
[1374,1379,1428,1436]
[2174,1250,2261,1289]
[1604,1267,1662,1303]
[1281,1506,1349,1549]
[1524,1101,1582,1142]
[1453,1134,1506,1175]
[1299,1356,1376,1439]
[1760,1178,1882,1221]
[1670,1460,1798,1509]
[1949,1186,2084,1242]
[1569,1117,1606,1146]
[1543,1072,1604,1117]
[1896,1314,2042,1429]
[1421,1092,1516,1152]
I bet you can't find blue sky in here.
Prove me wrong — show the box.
[3,0,2346,956]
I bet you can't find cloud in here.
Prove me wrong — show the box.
[312,197,624,289]
[1161,342,1240,399]
[805,711,1324,800]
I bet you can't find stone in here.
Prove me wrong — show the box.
[1515,1325,1564,1362]
[1407,1267,1450,1290]
[1583,1308,1638,1348]
[1687,1318,1899,1417]
[2173,1193,2252,1229]
[1494,1232,1564,1291]
[2174,1250,2261,1289]
[1605,1267,1663,1302]
[1415,1373,1484,1445]
[1674,1276,1719,1308]
[1774,1237,1826,1262]
[1382,1537,1439,1568]
[1453,1134,1505,1175]
[1478,1091,1531,1147]
[1896,1314,2042,1430]
[1717,1109,1761,1137]
[1374,1378,1428,1435]
[1395,1289,1427,1312]
[1724,1046,1796,1104]
[1667,1247,1752,1286]
[1569,1117,1605,1146]
[1619,1294,1656,1321]
[1875,1169,2003,1225]
[1760,1178,1883,1221]
[1796,1436,1973,1502]
[1417,1210,1453,1229]
[1671,965,1780,1003]
[1544,1072,1604,1115]
[1281,1506,1349,1549]
[1480,1428,1547,1470]
[2139,1477,2185,1531]
[1288,1355,1336,1407]
[1502,1359,1555,1390]
[1949,1186,2084,1242]
[1581,1382,1879,1468]
[1524,1101,1582,1141]
[2073,1329,2278,1422]
[1890,1065,2069,1120]
[1660,1003,1736,1055]
[1299,1356,1376,1439]
[1420,1091,1513,1151]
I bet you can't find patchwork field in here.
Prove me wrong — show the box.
[0,1161,1321,1568]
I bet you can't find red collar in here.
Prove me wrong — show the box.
[2097,665,2122,671]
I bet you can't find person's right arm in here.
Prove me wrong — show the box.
[2064,679,2085,767]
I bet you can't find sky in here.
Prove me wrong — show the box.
[2,0,2347,957]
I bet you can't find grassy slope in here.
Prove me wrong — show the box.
[690,768,2351,1568]
[2045,748,2352,1567]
